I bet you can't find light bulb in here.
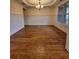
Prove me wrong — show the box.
[36,5,44,9]
[36,5,40,9]
[41,5,44,8]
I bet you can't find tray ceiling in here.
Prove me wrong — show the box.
[22,0,57,7]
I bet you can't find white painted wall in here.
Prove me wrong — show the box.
[24,16,51,25]
[10,0,24,35]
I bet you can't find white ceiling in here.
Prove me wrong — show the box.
[22,0,57,7]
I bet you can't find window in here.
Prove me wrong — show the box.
[58,2,69,25]
[65,3,69,24]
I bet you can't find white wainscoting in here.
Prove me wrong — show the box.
[10,14,24,36]
[24,16,51,25]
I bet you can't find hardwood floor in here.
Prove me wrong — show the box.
[10,26,68,59]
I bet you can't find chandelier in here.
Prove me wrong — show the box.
[35,0,44,9]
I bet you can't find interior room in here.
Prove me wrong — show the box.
[10,0,69,59]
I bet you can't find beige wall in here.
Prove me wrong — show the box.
[50,7,69,33]
[24,7,52,25]
[66,34,69,51]
[10,0,24,35]
[10,0,23,14]
[24,7,52,16]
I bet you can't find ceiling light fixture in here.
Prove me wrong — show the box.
[35,0,44,10]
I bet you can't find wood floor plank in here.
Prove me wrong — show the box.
[10,26,68,59]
